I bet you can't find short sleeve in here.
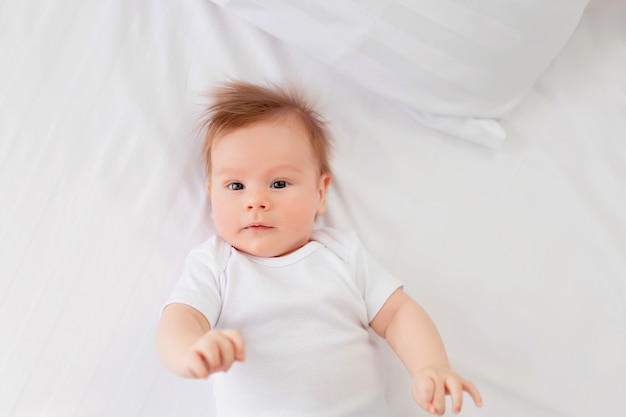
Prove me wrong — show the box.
[312,228,403,322]
[349,236,404,322]
[164,236,227,329]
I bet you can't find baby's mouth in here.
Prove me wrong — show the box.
[245,224,273,231]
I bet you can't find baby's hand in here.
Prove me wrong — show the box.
[412,365,482,415]
[181,329,245,378]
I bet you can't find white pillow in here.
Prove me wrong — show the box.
[210,0,589,148]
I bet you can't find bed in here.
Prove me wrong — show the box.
[1,0,624,416]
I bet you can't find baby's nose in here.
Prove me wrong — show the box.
[247,201,267,210]
[246,190,269,211]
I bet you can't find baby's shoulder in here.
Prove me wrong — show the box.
[186,234,232,272]
[311,227,360,262]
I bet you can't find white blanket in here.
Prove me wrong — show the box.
[1,1,624,416]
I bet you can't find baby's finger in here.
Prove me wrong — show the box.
[445,377,463,414]
[462,379,483,407]
[432,377,446,415]
[185,350,211,379]
[412,374,435,414]
[198,337,222,373]
[221,329,246,361]
[214,335,236,372]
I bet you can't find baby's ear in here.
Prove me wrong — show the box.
[316,173,332,215]
[206,180,214,219]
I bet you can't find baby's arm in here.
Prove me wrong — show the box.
[155,303,245,378]
[370,289,482,415]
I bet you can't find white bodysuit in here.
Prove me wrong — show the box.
[166,228,403,417]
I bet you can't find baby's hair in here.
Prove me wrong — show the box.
[199,80,332,177]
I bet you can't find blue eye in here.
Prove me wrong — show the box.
[228,182,244,191]
[271,180,288,189]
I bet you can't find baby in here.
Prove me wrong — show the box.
[155,81,483,416]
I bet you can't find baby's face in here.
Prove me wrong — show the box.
[208,116,330,257]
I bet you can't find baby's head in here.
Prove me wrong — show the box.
[202,81,332,177]
[200,80,332,257]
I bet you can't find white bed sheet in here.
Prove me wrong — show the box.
[0,0,624,416]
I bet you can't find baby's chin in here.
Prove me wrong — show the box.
[230,238,309,258]
[234,245,299,258]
